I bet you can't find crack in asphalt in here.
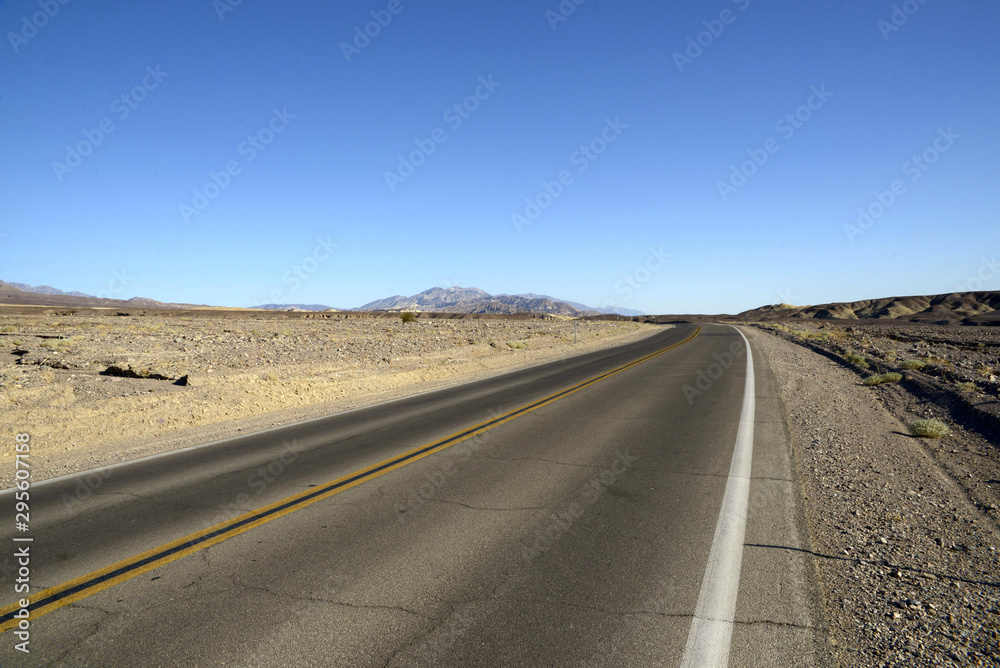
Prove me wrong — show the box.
[509,596,691,620]
[479,455,603,469]
[245,584,434,621]
[734,618,817,630]
[429,498,550,512]
[43,605,113,668]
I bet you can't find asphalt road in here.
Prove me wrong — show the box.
[0,323,826,666]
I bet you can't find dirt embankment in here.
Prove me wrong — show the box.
[0,313,657,486]
[748,324,1000,666]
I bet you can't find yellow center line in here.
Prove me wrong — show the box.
[0,325,700,632]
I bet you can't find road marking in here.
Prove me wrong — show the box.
[681,326,755,668]
[0,326,701,632]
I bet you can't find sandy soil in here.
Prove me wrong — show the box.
[0,313,658,487]
[748,325,1000,666]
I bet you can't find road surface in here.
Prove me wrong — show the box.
[1,323,825,666]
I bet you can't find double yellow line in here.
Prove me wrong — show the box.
[0,325,700,632]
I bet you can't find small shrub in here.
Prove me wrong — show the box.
[400,312,417,323]
[956,381,976,393]
[0,325,17,333]
[885,350,898,362]
[828,329,848,342]
[863,372,903,386]
[40,338,75,351]
[845,352,868,368]
[909,419,949,439]
[900,359,926,371]
[506,340,526,349]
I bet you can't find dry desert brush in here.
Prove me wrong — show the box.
[863,372,903,386]
[908,419,950,439]
[845,351,869,368]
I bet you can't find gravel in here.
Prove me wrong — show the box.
[747,326,1000,666]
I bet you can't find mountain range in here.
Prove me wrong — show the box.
[2,281,93,298]
[0,280,640,317]
[253,303,340,312]
[250,287,643,317]
[354,287,642,317]
[3,278,998,325]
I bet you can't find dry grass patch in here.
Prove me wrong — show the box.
[863,372,903,386]
[909,419,950,439]
[900,359,926,371]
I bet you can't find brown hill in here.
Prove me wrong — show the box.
[737,291,1000,326]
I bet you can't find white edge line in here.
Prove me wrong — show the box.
[680,325,756,668]
[1,324,670,495]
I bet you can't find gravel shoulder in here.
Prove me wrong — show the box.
[746,326,1000,666]
[0,313,659,487]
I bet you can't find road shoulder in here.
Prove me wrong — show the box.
[730,326,833,667]
[746,326,1000,666]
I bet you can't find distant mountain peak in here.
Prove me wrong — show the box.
[251,303,338,312]
[355,287,642,317]
[3,281,94,298]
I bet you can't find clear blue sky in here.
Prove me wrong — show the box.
[2,0,997,314]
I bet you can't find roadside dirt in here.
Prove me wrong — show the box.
[747,326,1000,666]
[0,313,656,487]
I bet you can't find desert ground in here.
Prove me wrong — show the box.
[751,322,1000,665]
[0,310,654,486]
